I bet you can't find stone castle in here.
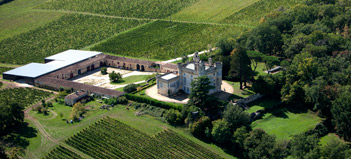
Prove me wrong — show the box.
[156,52,222,96]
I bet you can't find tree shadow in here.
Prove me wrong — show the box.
[4,122,38,148]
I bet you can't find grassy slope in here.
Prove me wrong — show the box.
[171,0,260,23]
[0,14,147,64]
[27,101,234,159]
[0,0,63,41]
[319,133,346,146]
[37,0,198,19]
[252,108,322,140]
[245,97,281,114]
[92,20,244,60]
[221,0,304,25]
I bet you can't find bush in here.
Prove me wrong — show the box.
[191,116,212,138]
[124,84,138,93]
[101,67,107,75]
[211,119,232,144]
[125,93,182,110]
[165,109,182,125]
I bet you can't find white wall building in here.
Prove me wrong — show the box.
[156,52,222,96]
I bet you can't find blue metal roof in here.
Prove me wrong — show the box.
[4,50,102,78]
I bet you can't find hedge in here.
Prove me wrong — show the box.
[125,93,182,110]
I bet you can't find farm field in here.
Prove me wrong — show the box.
[251,107,322,140]
[0,14,147,64]
[170,0,260,23]
[58,117,222,158]
[37,0,198,19]
[221,0,304,26]
[0,0,64,41]
[26,101,232,159]
[44,145,81,159]
[0,88,53,107]
[92,20,244,60]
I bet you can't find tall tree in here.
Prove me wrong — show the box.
[331,89,351,141]
[223,104,250,130]
[228,47,252,89]
[290,133,320,158]
[188,76,215,111]
[244,129,276,159]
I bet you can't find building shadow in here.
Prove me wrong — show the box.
[168,92,189,101]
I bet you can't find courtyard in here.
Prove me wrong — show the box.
[70,67,157,90]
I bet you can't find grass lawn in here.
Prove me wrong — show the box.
[111,75,149,85]
[0,0,63,41]
[245,97,281,114]
[225,80,255,100]
[319,133,346,146]
[251,107,323,141]
[25,99,234,159]
[171,0,259,23]
[254,62,267,77]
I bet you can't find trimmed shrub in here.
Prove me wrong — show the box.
[124,93,182,110]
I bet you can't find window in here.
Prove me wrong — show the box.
[160,82,163,88]
[183,77,186,85]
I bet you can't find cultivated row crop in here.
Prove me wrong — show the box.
[44,145,81,159]
[37,0,198,19]
[54,117,222,159]
[0,14,148,64]
[221,0,304,26]
[92,20,244,60]
[0,88,52,107]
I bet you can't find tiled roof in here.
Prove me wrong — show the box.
[36,77,124,97]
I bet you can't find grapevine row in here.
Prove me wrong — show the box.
[46,117,223,159]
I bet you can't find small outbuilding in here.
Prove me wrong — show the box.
[64,90,88,106]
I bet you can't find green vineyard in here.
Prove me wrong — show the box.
[44,146,82,159]
[0,88,52,107]
[0,14,147,64]
[37,0,198,19]
[54,117,222,159]
[92,20,244,60]
[221,0,304,26]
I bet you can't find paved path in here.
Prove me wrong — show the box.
[24,96,93,159]
[161,48,217,64]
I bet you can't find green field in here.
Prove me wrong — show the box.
[245,97,281,114]
[221,0,304,26]
[92,20,244,60]
[251,108,322,140]
[0,14,147,64]
[56,117,222,158]
[0,0,64,41]
[171,0,259,23]
[37,0,198,19]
